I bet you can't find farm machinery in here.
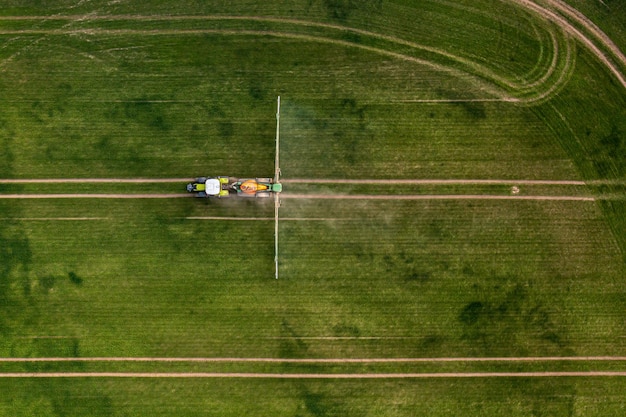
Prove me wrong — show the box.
[186,176,282,198]
[187,97,283,278]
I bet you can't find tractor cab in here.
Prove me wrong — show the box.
[186,177,230,197]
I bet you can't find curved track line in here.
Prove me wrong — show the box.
[239,16,558,94]
[0,27,513,100]
[525,28,576,103]
[505,17,575,102]
[0,14,570,101]
[2,12,612,99]
[0,14,545,89]
[518,19,553,86]
[0,371,624,378]
[508,0,626,88]
[545,0,626,69]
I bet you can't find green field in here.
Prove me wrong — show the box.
[1,0,625,416]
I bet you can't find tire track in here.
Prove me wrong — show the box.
[508,0,626,89]
[0,194,191,199]
[0,14,570,101]
[0,178,191,183]
[1,8,620,99]
[283,179,588,185]
[0,177,600,200]
[0,27,513,100]
[545,0,626,69]
[183,217,349,221]
[0,217,350,221]
[281,194,596,202]
[0,217,110,221]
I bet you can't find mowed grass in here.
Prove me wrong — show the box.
[0,0,625,415]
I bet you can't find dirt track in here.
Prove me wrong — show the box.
[281,194,596,202]
[0,178,191,183]
[545,0,626,69]
[508,0,626,88]
[0,177,596,201]
[283,179,587,185]
[0,193,191,199]
[1,217,110,221]
[184,217,347,221]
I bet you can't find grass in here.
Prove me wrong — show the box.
[2,377,626,417]
[1,197,621,360]
[0,0,625,415]
[282,100,581,179]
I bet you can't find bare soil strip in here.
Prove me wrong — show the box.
[184,217,349,221]
[3,356,625,363]
[269,336,423,340]
[0,178,191,183]
[283,179,587,185]
[0,194,191,199]
[184,217,275,221]
[0,217,349,221]
[281,194,596,202]
[1,371,625,378]
[0,217,110,221]
[545,0,626,68]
